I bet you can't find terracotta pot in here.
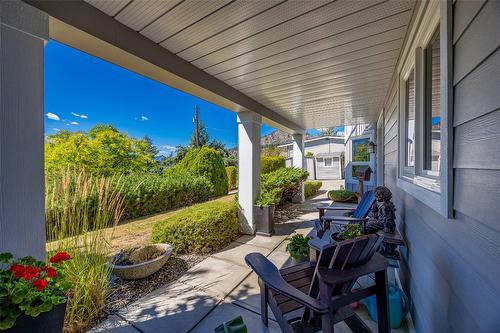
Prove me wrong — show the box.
[6,302,66,333]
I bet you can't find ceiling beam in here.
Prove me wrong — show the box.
[25,0,304,133]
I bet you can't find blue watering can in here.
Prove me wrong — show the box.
[362,284,409,329]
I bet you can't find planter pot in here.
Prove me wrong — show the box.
[290,256,308,265]
[6,302,66,333]
[108,243,173,280]
[254,204,275,236]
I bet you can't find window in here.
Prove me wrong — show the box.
[405,68,416,167]
[352,138,370,162]
[324,158,333,167]
[424,28,440,174]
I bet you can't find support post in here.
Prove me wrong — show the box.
[0,1,48,259]
[292,133,305,203]
[237,112,261,234]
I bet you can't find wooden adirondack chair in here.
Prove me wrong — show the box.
[245,234,389,333]
[316,190,375,236]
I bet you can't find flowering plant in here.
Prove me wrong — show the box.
[0,252,72,330]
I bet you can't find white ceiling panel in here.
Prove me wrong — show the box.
[85,0,415,129]
[115,0,183,31]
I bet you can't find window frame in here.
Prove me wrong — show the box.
[323,157,333,167]
[396,0,453,218]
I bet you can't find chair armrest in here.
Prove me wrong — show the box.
[321,216,367,223]
[321,207,356,212]
[245,253,328,314]
[317,253,388,285]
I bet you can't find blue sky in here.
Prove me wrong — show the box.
[44,40,279,154]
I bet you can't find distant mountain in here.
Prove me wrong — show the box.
[260,130,315,146]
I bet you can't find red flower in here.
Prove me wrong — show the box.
[10,264,26,278]
[32,278,48,291]
[43,266,57,278]
[22,266,40,280]
[49,252,71,264]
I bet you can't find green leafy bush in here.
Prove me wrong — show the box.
[260,167,309,204]
[327,189,357,202]
[260,156,286,174]
[286,234,310,260]
[304,181,322,198]
[151,200,239,254]
[255,188,281,207]
[170,147,228,196]
[225,166,237,191]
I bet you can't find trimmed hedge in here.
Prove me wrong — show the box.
[260,167,308,204]
[304,181,322,198]
[119,172,214,220]
[170,147,228,196]
[225,166,237,191]
[260,156,286,174]
[151,200,239,254]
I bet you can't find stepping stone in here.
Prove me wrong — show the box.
[235,234,286,250]
[87,315,139,333]
[118,282,219,333]
[212,242,272,267]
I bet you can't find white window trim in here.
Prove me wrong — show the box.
[396,0,453,218]
[323,157,334,167]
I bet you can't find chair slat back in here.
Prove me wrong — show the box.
[352,190,375,219]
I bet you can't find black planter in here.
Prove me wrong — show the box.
[254,204,275,236]
[6,302,66,333]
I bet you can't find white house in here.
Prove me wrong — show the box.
[279,136,345,180]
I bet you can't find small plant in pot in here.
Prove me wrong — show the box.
[286,234,311,264]
[327,189,358,203]
[254,189,280,236]
[332,224,363,242]
[109,244,172,280]
[0,251,72,332]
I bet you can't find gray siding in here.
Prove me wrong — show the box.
[382,1,500,332]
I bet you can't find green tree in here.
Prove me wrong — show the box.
[45,124,157,176]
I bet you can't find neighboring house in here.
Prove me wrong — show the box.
[344,123,376,193]
[279,136,345,180]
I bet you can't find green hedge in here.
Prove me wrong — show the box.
[260,156,286,174]
[260,167,308,204]
[119,172,214,220]
[151,200,239,254]
[225,166,237,191]
[170,147,228,196]
[45,172,214,233]
[304,181,322,198]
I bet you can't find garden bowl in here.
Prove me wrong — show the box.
[108,243,173,280]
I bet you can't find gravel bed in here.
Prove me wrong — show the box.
[103,253,206,315]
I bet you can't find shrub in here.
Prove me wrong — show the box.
[170,147,228,196]
[304,181,322,198]
[327,189,357,202]
[225,166,237,191]
[260,156,286,174]
[260,167,308,205]
[151,200,239,254]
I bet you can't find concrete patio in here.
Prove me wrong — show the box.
[90,183,408,333]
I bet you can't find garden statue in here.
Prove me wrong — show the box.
[364,186,396,234]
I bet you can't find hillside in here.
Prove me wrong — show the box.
[260,130,314,146]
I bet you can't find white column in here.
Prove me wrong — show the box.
[237,112,261,234]
[292,133,306,203]
[0,1,48,259]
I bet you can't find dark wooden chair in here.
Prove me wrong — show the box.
[245,234,389,333]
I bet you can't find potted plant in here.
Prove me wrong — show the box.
[0,251,72,332]
[254,188,280,236]
[332,224,363,242]
[286,234,311,264]
[327,189,358,203]
[108,244,172,280]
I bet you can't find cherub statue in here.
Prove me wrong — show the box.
[364,186,396,234]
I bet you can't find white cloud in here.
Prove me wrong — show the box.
[135,115,149,121]
[46,112,60,121]
[52,128,61,132]
[71,112,88,119]
[70,121,79,125]
[157,145,177,156]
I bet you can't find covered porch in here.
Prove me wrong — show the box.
[2,0,500,332]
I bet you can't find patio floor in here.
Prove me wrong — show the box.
[90,182,409,333]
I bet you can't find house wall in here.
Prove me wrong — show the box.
[283,138,345,158]
[381,1,500,332]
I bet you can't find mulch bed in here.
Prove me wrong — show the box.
[104,253,206,315]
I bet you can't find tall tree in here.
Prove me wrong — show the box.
[189,106,209,147]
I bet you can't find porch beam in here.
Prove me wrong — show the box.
[25,0,304,134]
[292,133,306,203]
[237,112,261,235]
[0,0,48,259]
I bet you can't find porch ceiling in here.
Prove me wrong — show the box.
[83,0,414,129]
